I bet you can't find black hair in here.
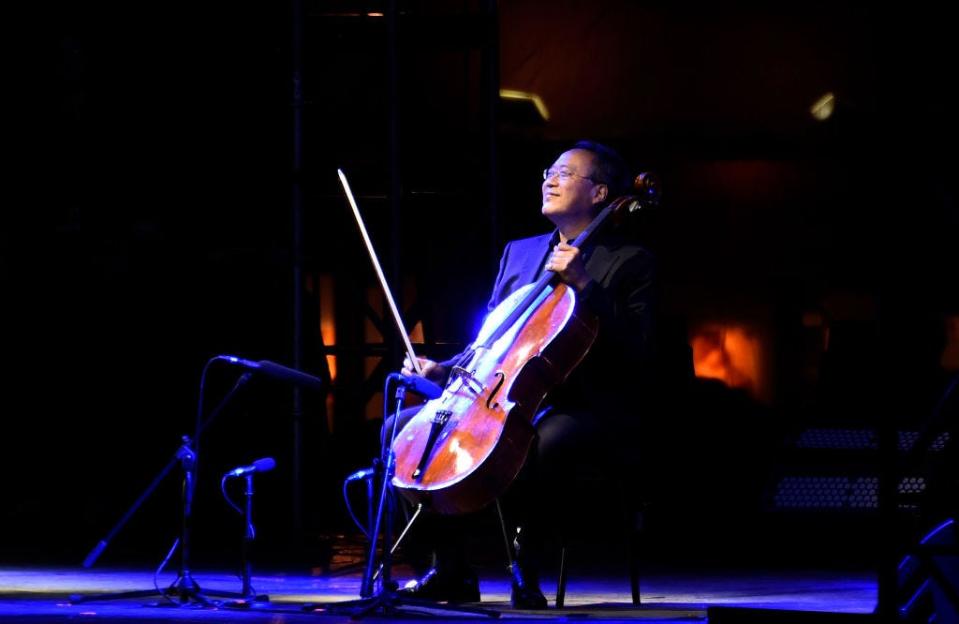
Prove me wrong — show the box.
[571,140,631,199]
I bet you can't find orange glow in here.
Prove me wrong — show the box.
[319,275,336,381]
[319,275,336,346]
[403,278,424,344]
[411,321,424,344]
[691,323,765,399]
[317,274,337,432]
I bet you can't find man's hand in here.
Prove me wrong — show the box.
[402,356,448,384]
[545,242,592,291]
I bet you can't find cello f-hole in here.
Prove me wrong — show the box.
[486,371,506,410]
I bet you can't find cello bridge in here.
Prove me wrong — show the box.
[450,366,485,395]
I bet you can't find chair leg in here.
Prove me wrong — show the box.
[556,546,568,608]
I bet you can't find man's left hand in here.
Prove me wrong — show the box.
[545,242,591,291]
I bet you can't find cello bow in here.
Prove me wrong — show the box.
[337,168,425,376]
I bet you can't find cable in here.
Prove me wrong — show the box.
[341,373,402,540]
[342,372,402,538]
[221,475,243,515]
[154,537,180,605]
[343,472,373,540]
[220,475,258,594]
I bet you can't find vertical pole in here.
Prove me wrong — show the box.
[877,303,897,623]
[481,0,500,273]
[242,474,254,597]
[387,0,402,366]
[176,437,200,601]
[290,0,306,536]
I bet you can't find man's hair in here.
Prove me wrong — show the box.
[571,140,631,200]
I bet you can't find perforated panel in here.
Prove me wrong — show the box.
[771,475,926,510]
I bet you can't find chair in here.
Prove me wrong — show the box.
[552,319,692,607]
[553,469,646,607]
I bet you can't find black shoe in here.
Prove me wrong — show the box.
[397,567,480,603]
[509,562,547,609]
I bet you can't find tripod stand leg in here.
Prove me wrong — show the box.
[360,448,400,597]
[70,589,166,604]
[369,503,423,586]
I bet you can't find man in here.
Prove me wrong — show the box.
[392,140,659,608]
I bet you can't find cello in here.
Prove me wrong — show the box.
[390,173,660,515]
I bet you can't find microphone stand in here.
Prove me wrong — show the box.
[304,377,499,619]
[71,373,255,606]
[240,473,258,599]
[221,470,271,608]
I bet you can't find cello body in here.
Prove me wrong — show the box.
[391,281,598,514]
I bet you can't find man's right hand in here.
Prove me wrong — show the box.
[402,356,448,384]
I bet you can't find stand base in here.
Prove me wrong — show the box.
[69,573,250,607]
[304,588,501,619]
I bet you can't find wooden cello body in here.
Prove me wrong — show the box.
[391,281,598,514]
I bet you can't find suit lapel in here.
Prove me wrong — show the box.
[516,233,554,285]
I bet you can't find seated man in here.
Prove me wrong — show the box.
[388,140,661,608]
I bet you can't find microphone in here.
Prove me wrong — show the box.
[224,457,276,478]
[389,372,443,399]
[344,467,376,482]
[218,355,323,391]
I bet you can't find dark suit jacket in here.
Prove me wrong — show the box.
[456,229,659,420]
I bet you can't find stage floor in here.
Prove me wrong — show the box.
[0,564,875,623]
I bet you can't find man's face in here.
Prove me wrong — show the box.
[541,149,606,225]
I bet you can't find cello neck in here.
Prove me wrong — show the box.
[477,203,617,350]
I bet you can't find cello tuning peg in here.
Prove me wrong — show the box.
[632,172,662,206]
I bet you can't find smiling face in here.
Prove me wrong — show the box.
[541,149,608,239]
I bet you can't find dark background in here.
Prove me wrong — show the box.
[4,1,957,575]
